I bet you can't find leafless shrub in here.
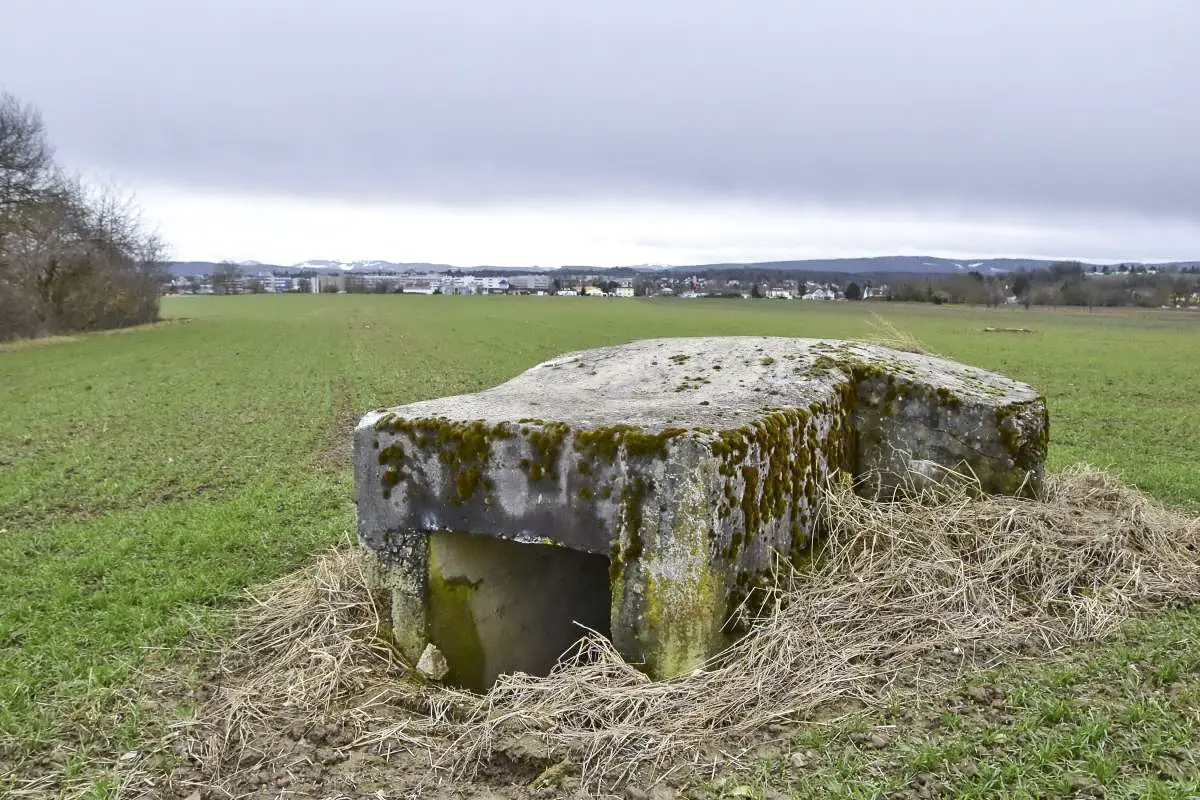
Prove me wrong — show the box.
[0,91,165,341]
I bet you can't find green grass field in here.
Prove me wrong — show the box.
[2,295,1198,795]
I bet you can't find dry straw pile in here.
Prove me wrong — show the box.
[177,466,1200,791]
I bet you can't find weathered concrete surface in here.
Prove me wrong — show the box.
[354,337,1048,684]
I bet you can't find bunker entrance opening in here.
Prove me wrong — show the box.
[428,531,613,690]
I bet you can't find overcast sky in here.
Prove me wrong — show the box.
[3,0,1197,265]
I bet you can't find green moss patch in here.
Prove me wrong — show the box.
[574,425,687,464]
[373,415,513,503]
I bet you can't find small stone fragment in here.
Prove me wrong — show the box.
[416,642,449,681]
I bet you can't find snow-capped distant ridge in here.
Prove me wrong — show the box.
[289,259,456,272]
[290,258,400,271]
[292,259,357,271]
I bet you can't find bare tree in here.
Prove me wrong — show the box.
[0,93,55,216]
[1,91,166,340]
[211,261,242,295]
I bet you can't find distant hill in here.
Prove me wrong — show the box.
[165,260,445,277]
[165,256,1200,279]
[667,256,1063,275]
[290,259,459,272]
[666,257,1200,275]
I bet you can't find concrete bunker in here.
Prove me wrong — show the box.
[355,337,1049,687]
[427,531,611,690]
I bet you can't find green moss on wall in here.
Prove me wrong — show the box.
[635,474,725,678]
[574,425,686,463]
[707,405,835,558]
[377,442,404,466]
[735,465,760,554]
[523,421,570,482]
[373,415,513,503]
[994,401,1050,496]
[427,555,485,688]
[610,473,651,583]
[381,467,401,489]
[935,386,964,410]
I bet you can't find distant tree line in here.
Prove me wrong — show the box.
[880,262,1200,309]
[0,92,165,341]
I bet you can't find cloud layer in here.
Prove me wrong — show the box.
[4,0,1197,262]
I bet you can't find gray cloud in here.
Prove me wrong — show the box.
[3,0,1198,222]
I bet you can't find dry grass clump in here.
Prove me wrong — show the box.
[865,312,935,355]
[174,466,1200,792]
[176,550,410,775]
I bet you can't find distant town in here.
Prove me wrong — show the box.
[166,267,864,301]
[165,259,1200,309]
